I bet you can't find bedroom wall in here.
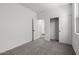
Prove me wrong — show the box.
[0,3,37,53]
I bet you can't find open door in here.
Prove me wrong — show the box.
[50,17,59,41]
[32,19,34,41]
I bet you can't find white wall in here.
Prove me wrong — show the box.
[0,4,37,53]
[38,4,72,44]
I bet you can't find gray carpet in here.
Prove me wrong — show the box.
[0,38,75,55]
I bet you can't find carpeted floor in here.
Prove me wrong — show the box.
[0,38,75,55]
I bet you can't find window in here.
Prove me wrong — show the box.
[75,3,79,34]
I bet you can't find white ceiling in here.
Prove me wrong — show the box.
[20,3,71,14]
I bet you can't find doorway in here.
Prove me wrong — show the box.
[38,20,45,38]
[50,17,59,41]
[32,19,34,41]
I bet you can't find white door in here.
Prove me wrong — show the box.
[50,20,56,40]
[59,15,72,44]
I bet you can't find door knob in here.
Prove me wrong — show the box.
[59,30,61,32]
[32,30,35,32]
